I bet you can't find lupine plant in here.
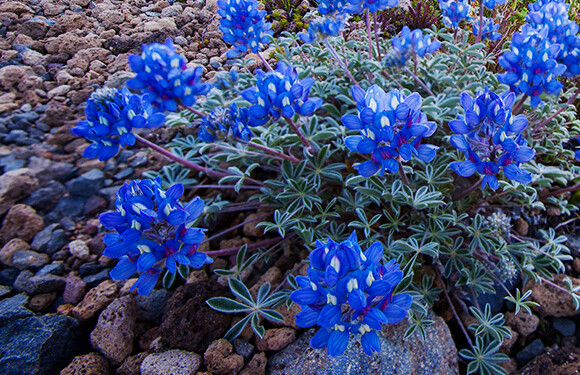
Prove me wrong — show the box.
[70,0,580,372]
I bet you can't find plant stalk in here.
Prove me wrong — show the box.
[284,116,317,155]
[366,10,374,60]
[532,88,580,133]
[403,67,435,97]
[237,139,301,163]
[373,13,382,60]
[257,51,274,72]
[324,40,359,86]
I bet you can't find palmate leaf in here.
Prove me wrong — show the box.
[228,278,254,306]
[206,297,253,313]
[223,314,253,341]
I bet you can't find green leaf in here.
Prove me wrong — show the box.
[228,278,255,306]
[162,271,176,289]
[250,312,265,338]
[206,297,253,313]
[223,314,253,341]
[259,309,285,323]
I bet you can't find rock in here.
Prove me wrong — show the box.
[25,182,67,212]
[117,353,148,375]
[28,292,57,312]
[552,318,576,336]
[516,338,545,368]
[143,18,177,33]
[47,85,71,99]
[90,295,137,365]
[71,280,118,321]
[0,285,11,298]
[204,339,245,375]
[0,204,44,243]
[16,273,65,295]
[0,1,33,14]
[0,314,80,375]
[525,274,580,317]
[256,328,296,352]
[68,239,90,260]
[0,294,33,326]
[19,19,49,40]
[232,338,255,360]
[249,267,282,298]
[0,168,38,215]
[31,224,58,252]
[268,315,458,375]
[141,350,202,375]
[83,268,111,289]
[12,250,50,269]
[159,280,231,353]
[516,347,580,375]
[500,326,518,354]
[46,229,69,254]
[60,353,109,375]
[37,263,65,276]
[63,275,86,305]
[0,238,29,266]
[273,301,301,329]
[136,289,170,323]
[0,268,19,286]
[243,213,265,237]
[65,169,104,197]
[83,195,107,216]
[505,311,539,337]
[240,352,267,375]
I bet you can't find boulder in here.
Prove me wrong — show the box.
[141,350,202,375]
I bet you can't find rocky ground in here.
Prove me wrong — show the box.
[0,0,580,374]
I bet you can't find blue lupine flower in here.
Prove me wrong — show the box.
[127,39,211,112]
[526,0,580,77]
[198,103,253,142]
[448,89,535,190]
[528,0,562,12]
[217,0,273,58]
[99,178,212,296]
[214,70,240,92]
[498,24,567,107]
[483,0,506,8]
[241,61,323,126]
[317,0,349,15]
[298,16,346,44]
[346,0,398,15]
[72,87,165,161]
[342,85,438,177]
[290,232,412,357]
[438,0,471,28]
[385,26,441,66]
[473,17,502,42]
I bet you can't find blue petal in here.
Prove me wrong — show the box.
[448,120,471,134]
[356,161,379,177]
[318,304,341,328]
[290,288,319,305]
[361,331,381,355]
[364,242,383,264]
[99,212,126,229]
[366,280,393,297]
[348,289,367,311]
[135,271,159,296]
[345,135,363,152]
[449,161,476,177]
[109,256,137,280]
[310,328,331,349]
[166,184,184,199]
[341,114,363,130]
[137,252,156,272]
[327,329,349,357]
[295,306,319,328]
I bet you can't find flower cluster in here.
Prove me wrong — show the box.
[449,89,535,190]
[526,0,580,77]
[317,0,349,15]
[342,85,438,177]
[290,233,412,356]
[241,61,323,125]
[298,16,346,44]
[473,17,502,42]
[127,39,211,112]
[385,26,441,66]
[346,0,398,14]
[482,0,506,9]
[498,24,567,107]
[438,0,471,28]
[99,178,212,296]
[217,0,273,58]
[198,103,253,142]
[72,87,165,161]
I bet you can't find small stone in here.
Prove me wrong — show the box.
[136,289,170,323]
[141,350,202,375]
[526,274,580,317]
[249,267,282,299]
[256,328,296,352]
[0,285,11,298]
[28,292,57,312]
[243,213,265,238]
[552,318,576,336]
[83,195,107,216]
[573,258,580,274]
[17,273,65,295]
[204,339,245,375]
[0,294,33,326]
[72,280,118,321]
[232,338,255,360]
[63,276,86,305]
[60,352,109,375]
[46,230,69,255]
[21,181,66,213]
[36,263,64,276]
[0,204,44,243]
[83,269,111,289]
[114,167,134,180]
[0,168,38,215]
[68,239,90,260]
[0,238,29,266]
[12,250,49,270]
[65,169,104,198]
[240,352,267,375]
[90,295,137,365]
[31,224,58,252]
[516,338,545,368]
[117,353,148,375]
[273,302,301,329]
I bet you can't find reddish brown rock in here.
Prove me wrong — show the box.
[505,311,539,338]
[249,266,282,299]
[204,339,245,375]
[71,280,118,320]
[117,353,148,375]
[60,352,109,375]
[0,238,29,266]
[525,274,580,317]
[90,295,137,365]
[0,204,44,243]
[240,352,267,375]
[256,328,296,352]
[273,302,301,329]
[28,292,57,312]
[63,275,86,305]
[0,168,39,215]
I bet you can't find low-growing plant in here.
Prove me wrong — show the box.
[70,0,580,373]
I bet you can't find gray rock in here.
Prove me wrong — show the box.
[47,196,85,222]
[24,181,67,212]
[0,268,19,286]
[13,270,33,292]
[516,338,545,368]
[141,350,202,375]
[233,338,255,360]
[136,289,170,323]
[113,168,134,180]
[65,169,104,197]
[27,156,75,184]
[79,263,104,277]
[15,273,65,295]
[553,318,576,337]
[46,229,69,254]
[0,154,26,172]
[36,263,64,276]
[268,315,458,375]
[83,269,111,289]
[0,294,33,326]
[31,224,59,252]
[0,285,11,298]
[0,314,80,375]
[12,250,49,270]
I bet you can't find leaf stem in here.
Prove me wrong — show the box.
[180,103,206,118]
[402,67,435,97]
[237,139,301,163]
[532,87,580,133]
[512,94,528,115]
[373,13,382,60]
[366,10,374,60]
[284,116,317,155]
[324,40,359,86]
[257,51,274,72]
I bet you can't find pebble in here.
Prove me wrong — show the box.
[36,262,64,276]
[0,204,44,243]
[552,318,576,336]
[12,250,49,270]
[28,292,56,312]
[204,339,245,375]
[16,273,65,295]
[68,239,90,260]
[83,268,111,289]
[0,294,33,326]
[141,350,202,375]
[63,275,86,304]
[256,328,296,352]
[113,167,134,180]
[72,280,118,320]
[0,238,29,266]
[79,263,105,277]
[60,353,109,375]
[65,169,104,197]
[31,223,58,252]
[135,289,170,323]
[24,181,67,212]
[516,338,545,368]
[232,338,255,360]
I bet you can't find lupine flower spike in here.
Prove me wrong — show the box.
[72,87,165,161]
[438,0,471,28]
[342,85,438,177]
[385,26,441,66]
[217,0,273,58]
[291,232,412,356]
[449,88,536,190]
[127,39,211,112]
[198,104,254,142]
[298,16,347,44]
[99,178,212,296]
[473,17,502,42]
